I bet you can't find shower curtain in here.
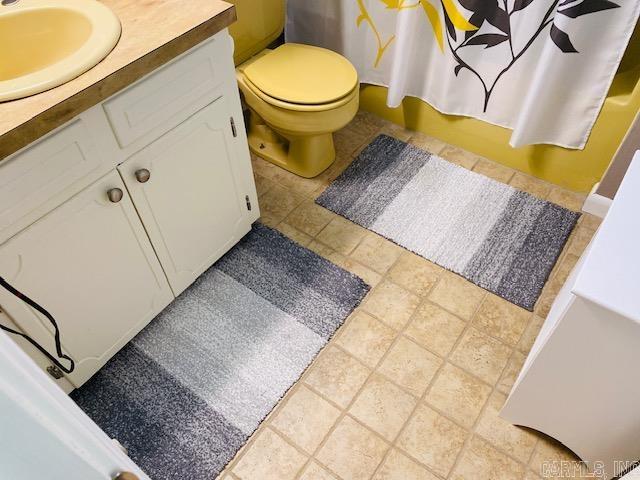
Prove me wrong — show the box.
[286,0,640,149]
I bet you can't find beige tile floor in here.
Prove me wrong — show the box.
[218,111,602,480]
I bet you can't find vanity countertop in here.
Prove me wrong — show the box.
[0,0,236,161]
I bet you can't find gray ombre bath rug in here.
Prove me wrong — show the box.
[317,135,580,311]
[71,224,369,480]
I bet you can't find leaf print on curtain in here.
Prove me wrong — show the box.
[357,0,477,61]
[285,0,640,148]
[359,0,621,111]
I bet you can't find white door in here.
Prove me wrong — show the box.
[0,329,150,480]
[118,97,258,295]
[0,171,174,387]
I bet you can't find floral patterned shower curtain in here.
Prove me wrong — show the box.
[286,0,640,149]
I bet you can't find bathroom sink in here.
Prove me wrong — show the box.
[0,0,121,102]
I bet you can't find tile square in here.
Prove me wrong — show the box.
[529,436,586,479]
[518,315,545,354]
[299,462,338,480]
[350,233,403,274]
[567,226,595,257]
[259,185,305,225]
[350,111,387,137]
[349,373,418,441]
[276,222,312,246]
[439,145,479,169]
[497,350,527,395]
[271,386,341,453]
[451,435,525,480]
[450,328,512,384]
[409,132,446,155]
[425,363,492,428]
[579,213,602,230]
[362,280,420,330]
[285,201,335,236]
[251,154,289,182]
[473,293,531,346]
[405,302,466,356]
[534,282,561,319]
[473,158,516,184]
[535,253,579,317]
[317,416,388,480]
[277,171,324,197]
[387,251,442,296]
[335,257,383,287]
[509,173,552,199]
[476,391,537,463]
[233,428,307,480]
[254,173,277,198]
[397,404,468,477]
[334,126,372,158]
[378,336,442,396]
[429,273,485,320]
[336,311,397,367]
[372,448,440,480]
[379,122,413,141]
[547,188,585,211]
[316,217,367,255]
[306,240,344,264]
[304,346,371,408]
[525,471,544,480]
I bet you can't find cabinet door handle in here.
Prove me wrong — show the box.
[107,188,124,203]
[134,169,151,183]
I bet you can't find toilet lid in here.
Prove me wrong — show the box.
[243,43,358,105]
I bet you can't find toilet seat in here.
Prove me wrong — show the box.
[242,43,358,108]
[242,74,359,112]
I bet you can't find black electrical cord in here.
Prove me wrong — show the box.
[0,276,75,374]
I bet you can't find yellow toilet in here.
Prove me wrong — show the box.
[229,2,359,178]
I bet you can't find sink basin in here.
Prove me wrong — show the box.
[0,0,121,102]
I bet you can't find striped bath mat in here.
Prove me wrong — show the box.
[317,135,579,310]
[71,224,369,480]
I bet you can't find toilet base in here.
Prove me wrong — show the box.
[247,113,335,178]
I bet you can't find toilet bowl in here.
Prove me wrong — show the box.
[236,43,359,178]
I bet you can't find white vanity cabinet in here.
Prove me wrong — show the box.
[118,97,255,295]
[0,171,174,387]
[501,153,640,480]
[0,30,259,389]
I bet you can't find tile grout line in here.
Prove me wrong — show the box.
[285,219,445,479]
[367,277,454,480]
[370,287,489,480]
[223,278,379,477]
[291,253,425,479]
[228,120,587,479]
[273,173,541,478]
[225,125,388,478]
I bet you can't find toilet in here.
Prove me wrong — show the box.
[230,2,359,178]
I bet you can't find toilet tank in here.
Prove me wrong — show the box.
[227,0,285,65]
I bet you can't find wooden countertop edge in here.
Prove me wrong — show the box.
[0,5,236,161]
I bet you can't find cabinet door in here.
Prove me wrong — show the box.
[118,96,258,295]
[0,171,173,387]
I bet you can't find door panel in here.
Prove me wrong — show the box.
[0,171,173,387]
[119,98,255,294]
[1,332,150,479]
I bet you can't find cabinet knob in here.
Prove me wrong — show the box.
[134,169,151,183]
[107,188,124,203]
[113,473,139,480]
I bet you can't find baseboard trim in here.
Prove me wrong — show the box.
[582,183,612,218]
